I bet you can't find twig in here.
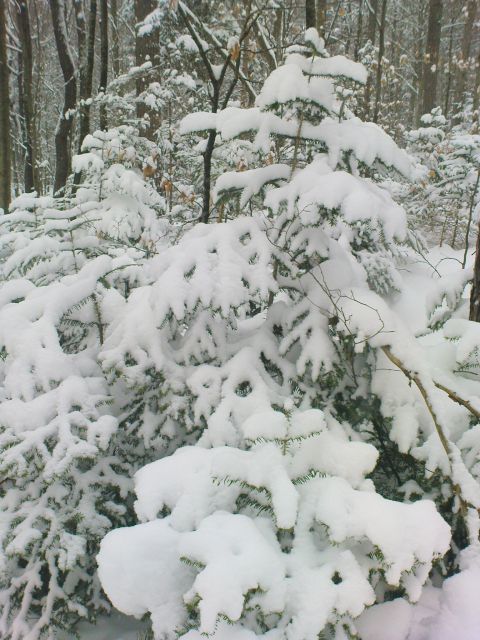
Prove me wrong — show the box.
[381,346,451,456]
[381,345,472,514]
[433,380,480,421]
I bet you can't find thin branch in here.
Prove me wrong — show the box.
[178,0,257,102]
[381,346,480,514]
[462,168,480,269]
[177,4,217,87]
[381,346,452,457]
[433,380,480,422]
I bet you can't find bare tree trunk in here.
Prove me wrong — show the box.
[16,0,37,193]
[50,0,77,195]
[273,7,283,66]
[74,0,86,150]
[373,0,387,123]
[444,19,454,116]
[0,0,11,212]
[470,219,480,322]
[363,0,378,118]
[135,0,161,140]
[367,0,378,43]
[111,0,120,76]
[388,8,398,130]
[99,0,108,130]
[317,0,327,37]
[354,0,363,61]
[241,0,254,107]
[16,47,26,184]
[77,0,97,152]
[74,2,86,92]
[473,47,480,114]
[306,0,316,29]
[414,16,426,126]
[455,0,478,108]
[422,0,443,115]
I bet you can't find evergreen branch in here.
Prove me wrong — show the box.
[433,380,480,422]
[381,345,471,514]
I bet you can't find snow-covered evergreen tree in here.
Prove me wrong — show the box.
[0,131,169,638]
[99,407,450,640]
[97,31,480,640]
[404,108,480,248]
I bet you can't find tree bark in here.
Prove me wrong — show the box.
[74,0,86,151]
[444,19,454,116]
[470,221,480,322]
[273,8,283,67]
[422,0,443,115]
[316,0,327,37]
[354,0,363,61]
[414,25,425,125]
[77,0,96,152]
[306,0,316,29]
[372,0,387,123]
[99,0,108,130]
[363,0,378,118]
[367,0,378,44]
[473,47,480,113]
[50,0,77,195]
[111,0,120,76]
[135,0,161,140]
[16,0,37,193]
[455,0,478,107]
[473,48,480,114]
[74,1,86,100]
[240,0,254,107]
[0,0,11,212]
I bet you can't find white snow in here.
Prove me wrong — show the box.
[99,408,451,638]
[180,512,286,633]
[4,25,480,640]
[356,547,480,640]
[98,520,193,638]
[181,108,412,176]
[286,51,368,84]
[214,164,290,207]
